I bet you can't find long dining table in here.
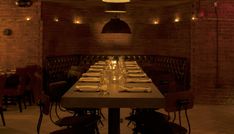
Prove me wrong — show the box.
[61,60,165,134]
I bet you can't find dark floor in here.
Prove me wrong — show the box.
[0,104,234,134]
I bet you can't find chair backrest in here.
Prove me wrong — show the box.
[30,72,43,103]
[39,94,50,115]
[164,90,194,112]
[0,75,7,107]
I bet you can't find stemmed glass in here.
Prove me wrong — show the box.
[99,70,109,96]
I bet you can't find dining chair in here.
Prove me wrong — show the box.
[37,93,100,134]
[164,90,194,134]
[24,65,39,105]
[0,74,7,126]
[2,67,28,112]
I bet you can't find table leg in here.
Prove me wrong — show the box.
[108,108,120,134]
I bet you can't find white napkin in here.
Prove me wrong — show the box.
[126,78,152,83]
[75,85,99,92]
[88,68,103,72]
[125,61,137,65]
[125,64,138,67]
[79,77,100,82]
[82,72,101,77]
[95,61,106,65]
[127,70,142,73]
[126,66,141,70]
[127,73,146,77]
[90,65,104,69]
[119,86,152,93]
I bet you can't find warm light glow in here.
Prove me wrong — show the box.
[102,0,130,3]
[54,17,59,22]
[153,19,159,24]
[105,10,126,13]
[174,17,180,22]
[191,16,197,21]
[111,60,117,64]
[73,19,81,24]
[25,17,31,21]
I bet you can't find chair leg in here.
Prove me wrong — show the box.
[17,96,22,112]
[37,108,43,134]
[0,110,6,126]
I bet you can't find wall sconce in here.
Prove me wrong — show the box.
[15,0,33,7]
[53,17,59,22]
[25,16,31,21]
[73,17,81,24]
[174,17,180,22]
[3,28,13,36]
[153,19,159,24]
[191,15,197,21]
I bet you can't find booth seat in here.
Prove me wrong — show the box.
[43,55,190,94]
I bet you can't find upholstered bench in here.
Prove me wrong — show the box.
[43,55,190,94]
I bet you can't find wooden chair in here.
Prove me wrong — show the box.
[0,74,7,126]
[2,67,28,112]
[24,65,40,105]
[37,93,100,134]
[164,90,194,134]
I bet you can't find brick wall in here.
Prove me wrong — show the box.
[42,2,191,58]
[0,0,42,70]
[2,0,233,104]
[192,0,234,104]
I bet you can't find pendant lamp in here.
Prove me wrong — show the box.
[102,18,131,33]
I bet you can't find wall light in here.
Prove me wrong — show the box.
[15,0,32,7]
[174,17,180,22]
[53,17,59,22]
[191,15,197,21]
[25,16,31,21]
[153,19,159,24]
[74,20,81,24]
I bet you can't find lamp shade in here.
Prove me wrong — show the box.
[105,3,126,13]
[102,18,131,33]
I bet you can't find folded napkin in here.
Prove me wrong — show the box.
[119,86,152,93]
[126,78,152,83]
[88,68,103,72]
[95,61,106,65]
[82,72,101,77]
[127,73,146,77]
[75,85,99,92]
[126,66,141,70]
[79,77,100,82]
[125,61,137,65]
[127,70,142,73]
[90,65,104,69]
[125,64,138,67]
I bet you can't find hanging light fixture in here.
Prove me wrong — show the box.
[15,0,33,7]
[105,3,127,13]
[102,17,131,33]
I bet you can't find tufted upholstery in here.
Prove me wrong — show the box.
[43,55,190,92]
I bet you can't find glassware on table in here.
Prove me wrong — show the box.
[99,70,110,95]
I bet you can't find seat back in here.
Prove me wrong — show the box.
[0,75,7,126]
[164,90,194,134]
[164,90,194,112]
[0,75,7,106]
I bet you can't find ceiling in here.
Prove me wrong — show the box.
[42,0,192,8]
